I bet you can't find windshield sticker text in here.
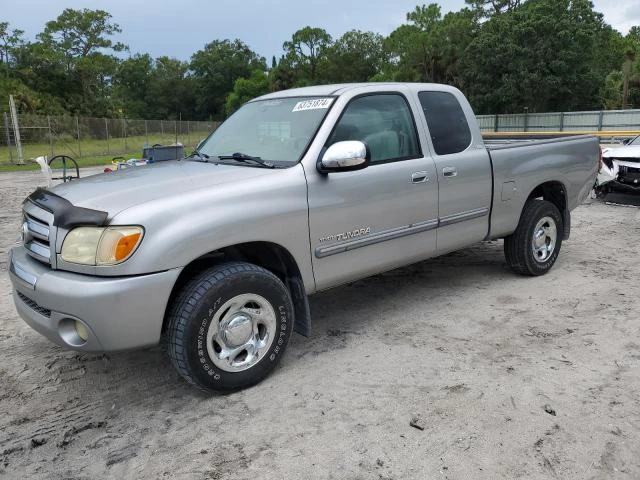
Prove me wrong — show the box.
[292,98,334,112]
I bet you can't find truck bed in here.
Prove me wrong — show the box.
[484,135,600,239]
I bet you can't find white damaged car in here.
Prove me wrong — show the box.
[596,135,640,194]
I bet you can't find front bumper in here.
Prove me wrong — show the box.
[9,246,181,352]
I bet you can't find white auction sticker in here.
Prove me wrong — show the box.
[292,98,334,112]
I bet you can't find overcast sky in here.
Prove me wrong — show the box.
[2,0,639,61]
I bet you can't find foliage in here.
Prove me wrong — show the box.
[283,27,332,85]
[225,70,270,114]
[0,22,24,72]
[383,5,477,86]
[460,0,623,113]
[190,39,266,119]
[1,3,639,119]
[323,30,386,83]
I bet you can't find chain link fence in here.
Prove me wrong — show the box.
[4,109,640,165]
[1,113,220,164]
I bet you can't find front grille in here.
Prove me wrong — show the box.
[23,210,53,265]
[17,291,52,318]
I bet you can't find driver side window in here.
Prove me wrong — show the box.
[327,94,421,164]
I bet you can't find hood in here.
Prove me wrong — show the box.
[602,145,640,159]
[49,160,281,217]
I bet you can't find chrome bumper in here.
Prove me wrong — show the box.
[9,246,181,352]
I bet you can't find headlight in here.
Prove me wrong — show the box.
[61,226,144,266]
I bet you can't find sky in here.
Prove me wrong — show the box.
[2,0,640,61]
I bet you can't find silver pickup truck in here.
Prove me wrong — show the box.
[9,83,599,392]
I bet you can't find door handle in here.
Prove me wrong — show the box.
[442,167,458,177]
[411,171,429,183]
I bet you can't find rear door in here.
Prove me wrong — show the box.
[306,90,439,290]
[417,90,493,253]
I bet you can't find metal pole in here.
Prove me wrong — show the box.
[493,114,499,132]
[47,115,54,157]
[145,119,148,146]
[3,112,13,163]
[9,95,23,164]
[105,118,110,155]
[597,111,604,131]
[559,112,565,132]
[161,119,164,138]
[523,108,529,132]
[75,116,82,158]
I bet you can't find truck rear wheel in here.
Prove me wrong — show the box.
[504,199,563,276]
[167,262,294,392]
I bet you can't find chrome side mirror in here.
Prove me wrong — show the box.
[317,140,370,173]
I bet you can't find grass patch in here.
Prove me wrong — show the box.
[0,155,120,173]
[0,131,212,172]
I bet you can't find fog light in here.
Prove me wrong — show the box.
[75,321,89,342]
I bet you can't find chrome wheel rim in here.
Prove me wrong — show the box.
[206,293,276,372]
[531,216,557,263]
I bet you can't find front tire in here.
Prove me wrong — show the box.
[167,262,294,392]
[504,199,563,276]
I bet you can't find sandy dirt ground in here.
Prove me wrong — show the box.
[0,167,639,480]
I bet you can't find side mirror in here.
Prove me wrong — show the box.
[317,140,370,173]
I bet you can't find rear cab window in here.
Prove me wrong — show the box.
[418,91,472,156]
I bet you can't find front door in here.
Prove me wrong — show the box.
[306,92,439,290]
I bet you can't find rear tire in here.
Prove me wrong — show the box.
[167,262,294,392]
[504,199,563,276]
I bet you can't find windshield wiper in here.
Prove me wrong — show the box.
[217,152,275,169]
[186,149,211,162]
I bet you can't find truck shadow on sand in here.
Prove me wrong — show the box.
[0,242,513,470]
[13,241,509,399]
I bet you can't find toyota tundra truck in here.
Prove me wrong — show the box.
[8,83,600,392]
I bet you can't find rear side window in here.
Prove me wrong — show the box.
[327,94,420,164]
[418,91,472,156]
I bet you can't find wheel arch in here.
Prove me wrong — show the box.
[163,241,311,337]
[524,180,570,240]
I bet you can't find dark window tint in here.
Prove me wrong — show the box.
[328,94,420,163]
[418,91,472,156]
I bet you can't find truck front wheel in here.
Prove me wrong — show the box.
[504,199,563,276]
[166,262,294,392]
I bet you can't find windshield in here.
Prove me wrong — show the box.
[629,135,640,146]
[198,96,335,164]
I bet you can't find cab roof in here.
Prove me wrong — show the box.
[252,82,458,101]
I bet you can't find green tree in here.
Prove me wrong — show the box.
[112,54,154,117]
[0,22,24,74]
[324,30,385,83]
[0,77,65,113]
[225,70,269,115]
[28,8,127,115]
[190,39,265,119]
[268,56,298,92]
[465,0,522,17]
[146,57,196,119]
[461,0,614,113]
[283,27,333,84]
[383,4,477,86]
